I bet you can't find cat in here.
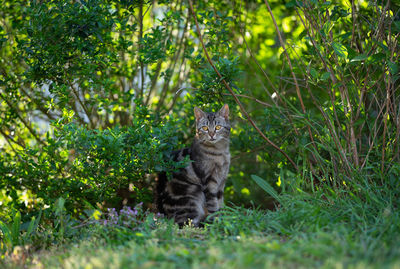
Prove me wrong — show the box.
[156,104,231,227]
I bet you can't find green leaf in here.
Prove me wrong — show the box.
[368,53,385,63]
[321,72,330,81]
[11,211,21,246]
[55,197,66,216]
[0,221,12,250]
[286,0,304,8]
[23,216,37,243]
[251,175,282,204]
[388,61,399,76]
[24,210,42,242]
[394,21,400,33]
[310,68,318,79]
[377,42,388,51]
[350,54,367,62]
[298,29,308,40]
[332,42,347,58]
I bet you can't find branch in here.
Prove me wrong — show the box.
[155,0,187,113]
[0,92,46,146]
[221,93,272,108]
[0,128,21,157]
[68,80,95,128]
[263,0,319,166]
[138,1,145,100]
[188,0,298,171]
[263,0,305,115]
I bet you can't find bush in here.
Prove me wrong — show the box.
[0,0,399,216]
[0,103,186,216]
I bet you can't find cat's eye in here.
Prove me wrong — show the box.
[202,126,208,131]
[215,125,222,130]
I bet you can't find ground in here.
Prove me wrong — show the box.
[3,197,400,269]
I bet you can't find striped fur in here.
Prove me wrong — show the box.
[156,104,231,227]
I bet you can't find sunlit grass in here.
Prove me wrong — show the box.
[3,185,399,269]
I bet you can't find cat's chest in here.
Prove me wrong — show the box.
[199,152,230,179]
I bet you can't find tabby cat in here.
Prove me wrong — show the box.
[156,104,231,227]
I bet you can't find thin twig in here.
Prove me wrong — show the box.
[263,0,319,165]
[68,79,95,128]
[222,93,272,107]
[0,92,46,146]
[0,128,21,157]
[263,0,305,117]
[188,0,298,171]
[138,2,145,100]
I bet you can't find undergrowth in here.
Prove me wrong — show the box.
[2,180,399,268]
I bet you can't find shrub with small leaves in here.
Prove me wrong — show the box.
[0,103,186,216]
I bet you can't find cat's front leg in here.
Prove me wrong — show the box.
[217,187,224,209]
[216,167,228,209]
[204,176,221,222]
[204,188,219,214]
[174,206,206,228]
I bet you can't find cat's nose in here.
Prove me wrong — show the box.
[209,132,215,139]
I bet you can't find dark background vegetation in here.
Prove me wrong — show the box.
[0,0,399,264]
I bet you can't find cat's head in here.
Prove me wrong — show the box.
[194,104,230,144]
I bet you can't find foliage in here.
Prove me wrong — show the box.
[286,0,400,181]
[0,210,41,254]
[0,197,79,257]
[0,0,399,266]
[2,183,400,267]
[0,104,184,216]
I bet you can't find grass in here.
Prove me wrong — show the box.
[2,180,400,268]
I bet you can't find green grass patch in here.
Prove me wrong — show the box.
[2,185,400,268]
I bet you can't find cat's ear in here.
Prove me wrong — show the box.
[219,104,229,120]
[194,107,206,121]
